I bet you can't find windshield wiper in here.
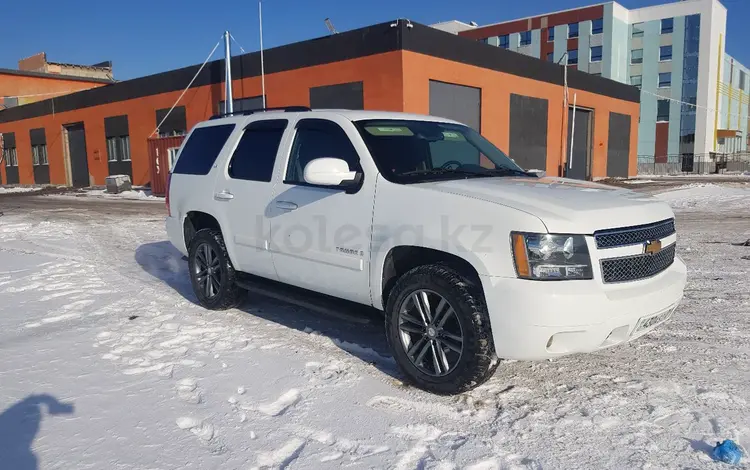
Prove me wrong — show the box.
[482,167,538,177]
[399,168,491,178]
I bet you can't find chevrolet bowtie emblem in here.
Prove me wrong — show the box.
[644,240,662,255]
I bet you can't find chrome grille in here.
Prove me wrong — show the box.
[601,243,676,283]
[594,219,675,249]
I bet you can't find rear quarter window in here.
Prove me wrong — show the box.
[173,124,235,175]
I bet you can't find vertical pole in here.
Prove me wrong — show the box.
[569,93,577,172]
[259,0,266,108]
[224,31,233,115]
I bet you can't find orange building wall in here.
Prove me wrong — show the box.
[400,51,640,178]
[0,73,108,106]
[0,52,404,186]
[1,49,638,186]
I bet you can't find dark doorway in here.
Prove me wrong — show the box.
[429,80,481,131]
[509,94,549,171]
[606,112,631,177]
[65,123,90,188]
[566,107,593,180]
[310,82,364,110]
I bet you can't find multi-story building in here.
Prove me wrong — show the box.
[434,0,746,167]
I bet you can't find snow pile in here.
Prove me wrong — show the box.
[654,183,750,211]
[0,186,42,194]
[84,189,162,201]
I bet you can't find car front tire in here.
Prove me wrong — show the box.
[385,264,498,395]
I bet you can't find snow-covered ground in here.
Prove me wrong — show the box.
[72,188,163,201]
[0,185,749,469]
[0,186,43,194]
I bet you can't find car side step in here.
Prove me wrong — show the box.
[235,273,377,325]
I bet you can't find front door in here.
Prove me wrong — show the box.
[214,119,290,281]
[566,107,592,180]
[66,123,90,187]
[268,117,374,305]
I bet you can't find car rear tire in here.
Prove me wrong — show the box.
[188,228,246,310]
[385,264,498,395]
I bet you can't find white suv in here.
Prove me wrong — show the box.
[166,107,686,394]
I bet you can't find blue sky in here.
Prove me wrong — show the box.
[1,0,748,80]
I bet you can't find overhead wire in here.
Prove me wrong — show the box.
[149,35,223,138]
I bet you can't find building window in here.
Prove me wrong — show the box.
[592,18,604,35]
[661,18,674,34]
[568,23,579,38]
[631,48,643,64]
[660,45,673,61]
[632,23,644,38]
[547,52,554,62]
[32,144,48,166]
[590,46,603,62]
[2,147,17,167]
[659,72,672,87]
[630,75,643,88]
[657,99,670,121]
[480,38,489,44]
[519,31,532,46]
[568,49,578,65]
[499,35,509,49]
[740,70,747,91]
[106,135,131,162]
[548,28,554,41]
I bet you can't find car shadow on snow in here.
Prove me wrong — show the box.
[0,394,75,470]
[134,241,400,380]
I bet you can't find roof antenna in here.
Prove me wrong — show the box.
[324,18,338,34]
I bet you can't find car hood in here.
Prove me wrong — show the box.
[417,176,674,234]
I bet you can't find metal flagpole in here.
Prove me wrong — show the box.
[259,0,266,108]
[224,31,233,115]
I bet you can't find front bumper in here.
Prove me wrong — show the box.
[481,256,687,360]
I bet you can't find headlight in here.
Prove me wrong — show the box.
[511,232,593,280]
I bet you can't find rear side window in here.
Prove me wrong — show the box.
[228,120,287,182]
[173,124,235,175]
[285,119,360,184]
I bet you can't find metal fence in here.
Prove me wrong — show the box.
[637,153,750,176]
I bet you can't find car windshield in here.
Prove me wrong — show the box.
[355,119,533,183]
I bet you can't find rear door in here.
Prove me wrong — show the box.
[213,118,290,280]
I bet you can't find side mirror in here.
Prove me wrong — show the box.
[303,158,359,187]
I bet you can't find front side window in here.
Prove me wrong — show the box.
[229,119,287,182]
[631,48,643,64]
[590,46,603,62]
[661,18,674,34]
[355,120,527,184]
[519,31,532,46]
[660,45,673,61]
[568,23,579,38]
[32,145,48,166]
[592,18,604,35]
[568,49,579,65]
[285,120,360,185]
[632,23,644,38]
[499,35,509,49]
[659,72,672,87]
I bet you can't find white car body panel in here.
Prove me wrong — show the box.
[166,109,687,361]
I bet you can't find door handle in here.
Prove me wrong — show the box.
[275,201,298,211]
[214,191,234,201]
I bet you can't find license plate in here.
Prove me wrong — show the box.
[633,308,674,335]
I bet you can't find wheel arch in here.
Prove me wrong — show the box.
[375,245,486,311]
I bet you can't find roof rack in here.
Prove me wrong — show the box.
[209,106,311,120]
